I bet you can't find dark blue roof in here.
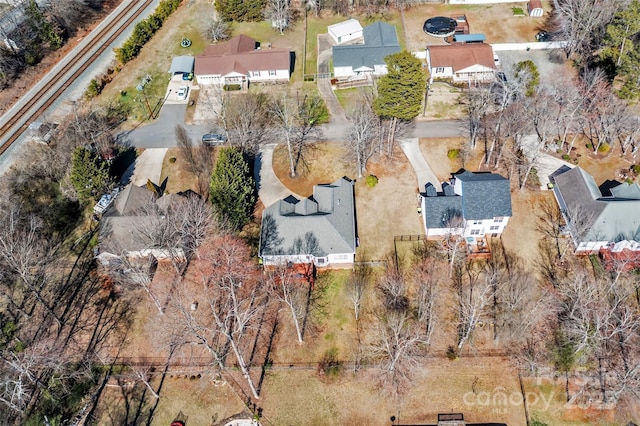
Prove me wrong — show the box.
[423,195,463,228]
[332,21,400,69]
[454,33,486,42]
[455,171,512,220]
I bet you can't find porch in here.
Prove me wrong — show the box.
[466,236,491,258]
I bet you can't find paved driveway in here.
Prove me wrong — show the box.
[254,144,302,207]
[399,138,441,191]
[130,148,168,186]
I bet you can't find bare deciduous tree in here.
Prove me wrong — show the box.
[266,0,290,34]
[266,262,309,343]
[347,263,371,322]
[206,18,230,42]
[345,92,380,178]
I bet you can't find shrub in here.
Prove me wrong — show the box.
[115,0,181,64]
[224,84,242,91]
[632,164,640,174]
[598,143,610,153]
[318,347,341,376]
[365,175,378,187]
[585,143,593,150]
[169,157,177,163]
[626,178,634,184]
[562,154,570,161]
[446,345,458,360]
[447,149,460,160]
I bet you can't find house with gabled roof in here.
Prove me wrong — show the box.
[259,177,357,269]
[426,43,496,84]
[421,170,512,238]
[552,167,640,261]
[332,21,401,79]
[194,35,292,88]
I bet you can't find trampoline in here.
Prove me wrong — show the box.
[423,16,457,38]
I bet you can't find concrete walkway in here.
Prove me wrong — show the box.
[254,144,302,208]
[520,134,574,188]
[398,138,441,192]
[316,33,349,139]
[130,148,168,187]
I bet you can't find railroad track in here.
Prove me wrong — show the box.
[0,0,154,156]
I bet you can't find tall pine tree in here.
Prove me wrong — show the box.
[70,147,113,204]
[374,51,426,153]
[209,147,256,231]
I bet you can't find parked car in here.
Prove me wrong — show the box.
[493,53,501,68]
[536,31,549,41]
[177,86,189,100]
[202,133,227,146]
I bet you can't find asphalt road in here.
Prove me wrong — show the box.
[125,107,467,148]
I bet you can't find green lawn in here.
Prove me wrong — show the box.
[305,14,345,76]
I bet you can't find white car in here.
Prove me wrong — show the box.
[493,53,501,68]
[176,86,189,100]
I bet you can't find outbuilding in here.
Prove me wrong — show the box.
[528,0,544,17]
[328,19,363,44]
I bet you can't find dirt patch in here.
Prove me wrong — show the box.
[424,82,465,120]
[403,3,550,52]
[550,139,637,185]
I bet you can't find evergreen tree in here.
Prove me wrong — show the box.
[373,51,426,153]
[209,147,256,231]
[70,147,113,204]
[600,0,640,99]
[216,0,267,22]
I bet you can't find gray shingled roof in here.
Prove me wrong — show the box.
[362,21,398,46]
[553,167,640,242]
[423,195,463,228]
[332,21,400,70]
[455,171,512,220]
[260,177,356,257]
[168,56,195,74]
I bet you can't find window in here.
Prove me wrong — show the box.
[494,217,504,223]
[490,226,499,231]
[473,220,482,225]
[436,67,445,73]
[252,71,261,77]
[269,70,276,76]
[470,229,481,235]
[316,257,327,265]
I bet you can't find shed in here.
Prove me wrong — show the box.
[168,56,195,75]
[528,0,544,17]
[453,33,486,43]
[328,19,363,44]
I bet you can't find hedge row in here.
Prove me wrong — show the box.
[115,0,181,64]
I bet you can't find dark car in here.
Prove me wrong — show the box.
[202,133,227,146]
[536,31,549,41]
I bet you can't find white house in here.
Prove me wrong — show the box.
[328,19,363,44]
[332,21,400,80]
[195,35,291,88]
[421,170,512,238]
[259,177,357,269]
[426,43,497,84]
[553,167,640,256]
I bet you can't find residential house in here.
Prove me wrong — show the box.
[332,21,401,80]
[96,184,187,267]
[421,170,512,238]
[194,34,292,88]
[552,167,640,262]
[328,19,363,44]
[426,43,497,84]
[259,177,357,268]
